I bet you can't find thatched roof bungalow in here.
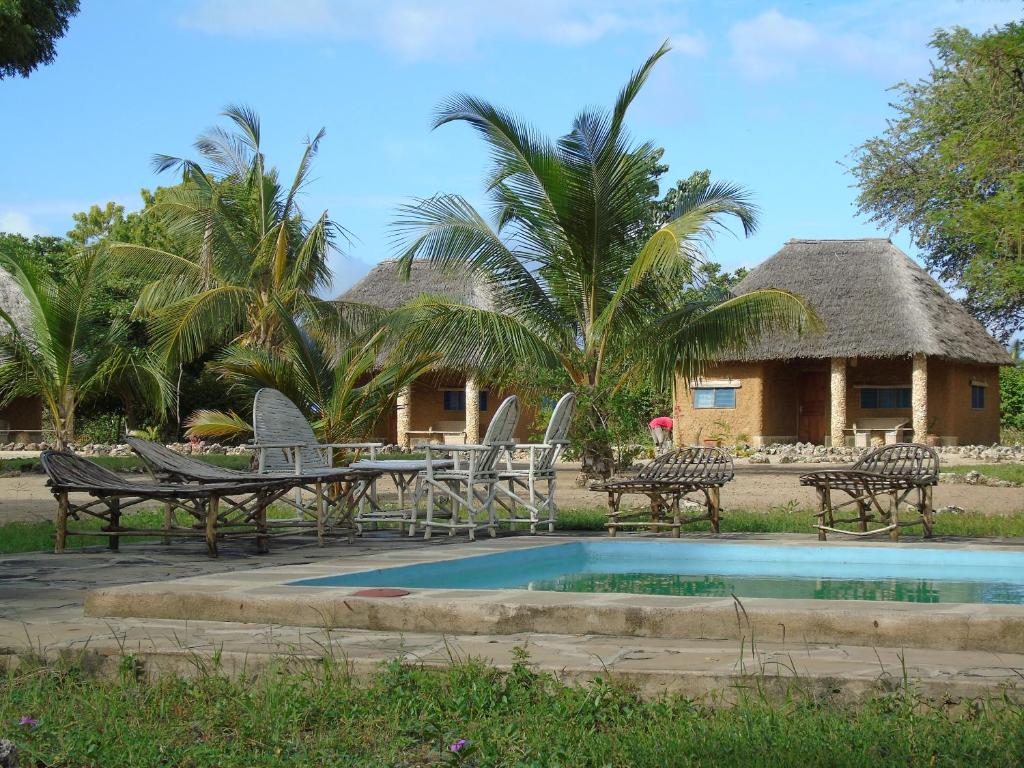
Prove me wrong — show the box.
[674,239,1013,447]
[339,260,529,446]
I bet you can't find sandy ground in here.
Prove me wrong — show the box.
[0,461,1020,525]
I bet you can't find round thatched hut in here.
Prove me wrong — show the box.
[673,239,1013,447]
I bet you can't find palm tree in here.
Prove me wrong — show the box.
[109,105,364,365]
[390,42,817,475]
[184,302,431,445]
[0,249,169,449]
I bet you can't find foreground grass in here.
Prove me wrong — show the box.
[2,658,1023,767]
[944,464,1024,484]
[4,505,1024,555]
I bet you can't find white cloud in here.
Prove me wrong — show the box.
[669,31,709,58]
[0,211,35,235]
[729,9,819,80]
[728,1,1024,82]
[182,0,705,60]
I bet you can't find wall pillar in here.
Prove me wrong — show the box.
[465,376,480,444]
[912,353,928,443]
[396,385,412,449]
[829,357,847,447]
[672,374,685,448]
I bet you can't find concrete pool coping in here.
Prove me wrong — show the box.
[85,535,1024,654]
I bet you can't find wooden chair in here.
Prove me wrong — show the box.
[592,447,735,536]
[252,388,383,542]
[799,443,939,541]
[126,436,381,544]
[493,392,575,533]
[419,396,520,540]
[41,450,296,557]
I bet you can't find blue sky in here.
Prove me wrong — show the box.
[1,0,1019,296]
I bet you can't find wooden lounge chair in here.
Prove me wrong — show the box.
[40,450,296,557]
[125,436,381,544]
[592,447,735,536]
[493,392,575,533]
[419,395,520,540]
[799,442,939,541]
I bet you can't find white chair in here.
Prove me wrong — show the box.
[493,392,575,533]
[419,396,520,540]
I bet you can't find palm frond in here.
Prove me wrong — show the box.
[185,409,253,440]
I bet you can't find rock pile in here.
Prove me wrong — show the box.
[741,442,1024,466]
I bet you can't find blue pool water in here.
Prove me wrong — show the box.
[290,542,1024,604]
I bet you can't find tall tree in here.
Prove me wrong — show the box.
[0,0,79,79]
[851,22,1024,341]
[390,42,816,476]
[109,106,359,365]
[0,248,169,449]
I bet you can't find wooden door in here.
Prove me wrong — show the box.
[798,371,827,444]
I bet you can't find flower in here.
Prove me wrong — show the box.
[17,716,38,728]
[449,738,468,753]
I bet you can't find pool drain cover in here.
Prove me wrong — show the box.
[352,588,411,598]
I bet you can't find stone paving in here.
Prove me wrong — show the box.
[3,532,1024,704]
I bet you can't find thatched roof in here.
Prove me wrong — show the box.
[724,239,1012,365]
[338,259,492,309]
[0,267,34,338]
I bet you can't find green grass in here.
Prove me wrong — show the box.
[944,464,1024,484]
[0,507,300,555]
[2,657,1022,767]
[4,504,1024,556]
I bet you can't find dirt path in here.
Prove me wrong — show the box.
[0,463,1020,525]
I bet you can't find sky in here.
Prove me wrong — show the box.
[1,0,1020,297]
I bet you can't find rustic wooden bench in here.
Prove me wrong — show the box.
[591,447,735,536]
[799,443,939,541]
[41,450,298,557]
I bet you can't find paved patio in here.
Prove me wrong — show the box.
[3,531,1024,704]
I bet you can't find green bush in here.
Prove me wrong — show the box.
[1001,363,1024,432]
[75,411,124,444]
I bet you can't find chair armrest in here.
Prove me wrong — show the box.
[426,443,512,452]
[323,442,384,449]
[252,441,306,449]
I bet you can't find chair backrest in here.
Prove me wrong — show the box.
[252,388,327,472]
[41,450,127,489]
[475,395,520,473]
[126,436,242,481]
[636,446,734,484]
[853,443,939,483]
[532,392,576,470]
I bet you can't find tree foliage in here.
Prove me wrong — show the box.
[108,106,367,367]
[0,0,79,79]
[390,42,817,475]
[851,22,1024,340]
[0,247,169,448]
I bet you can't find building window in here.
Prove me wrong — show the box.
[693,388,736,409]
[859,387,911,409]
[971,385,985,410]
[442,390,489,411]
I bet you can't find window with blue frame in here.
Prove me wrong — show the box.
[693,388,736,409]
[443,390,489,411]
[859,387,911,409]
[971,385,985,410]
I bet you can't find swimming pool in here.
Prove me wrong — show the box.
[290,541,1024,604]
